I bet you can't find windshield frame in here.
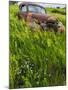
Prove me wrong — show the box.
[27,4,46,14]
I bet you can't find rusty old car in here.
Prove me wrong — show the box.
[17,2,65,32]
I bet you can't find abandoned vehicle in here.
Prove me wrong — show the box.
[17,2,65,32]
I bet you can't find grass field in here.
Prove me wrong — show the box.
[9,5,66,88]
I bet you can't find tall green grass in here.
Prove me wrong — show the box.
[9,5,66,88]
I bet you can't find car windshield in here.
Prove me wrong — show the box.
[28,5,45,14]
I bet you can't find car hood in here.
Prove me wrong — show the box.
[31,13,49,22]
[30,13,57,23]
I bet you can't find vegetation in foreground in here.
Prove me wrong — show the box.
[9,5,66,88]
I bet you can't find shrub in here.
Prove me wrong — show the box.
[52,8,66,15]
[46,8,66,15]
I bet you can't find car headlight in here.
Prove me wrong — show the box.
[57,22,65,32]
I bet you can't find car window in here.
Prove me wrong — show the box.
[28,5,45,14]
[21,5,27,12]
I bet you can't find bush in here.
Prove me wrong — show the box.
[46,8,66,15]
[52,8,66,15]
[9,5,66,89]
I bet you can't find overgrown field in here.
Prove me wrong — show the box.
[9,5,66,89]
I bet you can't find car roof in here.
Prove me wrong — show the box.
[19,2,45,9]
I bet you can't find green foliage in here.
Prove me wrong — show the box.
[9,1,18,5]
[51,8,66,15]
[46,8,66,15]
[9,5,66,89]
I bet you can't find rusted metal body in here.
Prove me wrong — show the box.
[17,2,65,32]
